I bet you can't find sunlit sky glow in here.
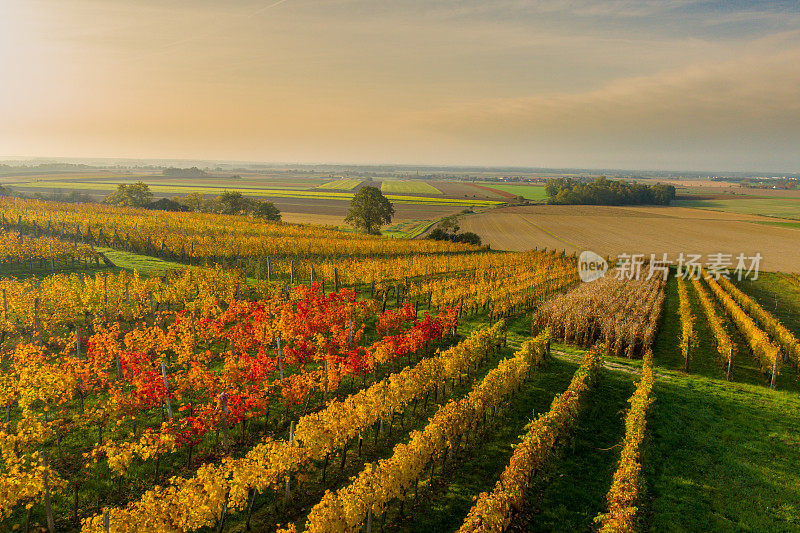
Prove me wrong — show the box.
[2,0,799,171]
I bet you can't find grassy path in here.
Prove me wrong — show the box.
[399,357,580,533]
[526,368,634,532]
[645,369,800,531]
[645,273,800,531]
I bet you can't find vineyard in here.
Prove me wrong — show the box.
[1,198,800,532]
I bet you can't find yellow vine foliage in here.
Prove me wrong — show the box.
[703,274,780,376]
[716,276,799,366]
[0,197,476,260]
[594,350,655,533]
[458,344,603,533]
[691,277,734,369]
[677,277,694,362]
[0,229,96,264]
[300,330,551,533]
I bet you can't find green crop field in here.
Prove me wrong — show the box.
[316,179,363,190]
[380,179,442,195]
[478,183,550,201]
[674,198,800,220]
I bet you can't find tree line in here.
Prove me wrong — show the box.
[545,177,676,205]
[105,182,281,220]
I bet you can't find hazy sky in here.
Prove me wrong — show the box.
[2,0,799,171]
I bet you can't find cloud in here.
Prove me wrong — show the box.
[415,46,800,145]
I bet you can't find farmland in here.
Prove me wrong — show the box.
[380,180,442,195]
[3,172,504,234]
[458,204,800,272]
[315,179,363,191]
[674,197,800,220]
[0,195,798,533]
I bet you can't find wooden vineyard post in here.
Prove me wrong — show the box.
[41,453,55,533]
[379,379,388,436]
[771,350,780,390]
[191,314,197,354]
[684,336,691,372]
[323,358,329,402]
[277,335,284,379]
[245,487,258,531]
[365,463,377,533]
[310,263,315,285]
[371,274,375,298]
[161,361,173,422]
[219,391,230,451]
[217,492,228,533]
[76,325,81,357]
[334,268,340,293]
[348,319,353,346]
[103,509,110,532]
[286,421,295,501]
[726,347,733,381]
[290,260,295,285]
[2,288,7,320]
[266,256,272,282]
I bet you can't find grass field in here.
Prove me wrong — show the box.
[674,197,800,220]
[380,180,442,195]
[381,219,439,239]
[458,204,800,271]
[755,221,800,230]
[476,183,549,201]
[316,178,363,190]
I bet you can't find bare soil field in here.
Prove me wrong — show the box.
[459,205,800,272]
[429,181,506,199]
[468,183,518,198]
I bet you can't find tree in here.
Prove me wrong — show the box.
[437,215,460,235]
[253,201,281,221]
[345,186,394,234]
[146,198,188,212]
[217,190,255,215]
[105,182,153,207]
[177,192,205,212]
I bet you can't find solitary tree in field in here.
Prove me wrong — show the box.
[105,182,153,207]
[345,186,394,234]
[253,201,281,221]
